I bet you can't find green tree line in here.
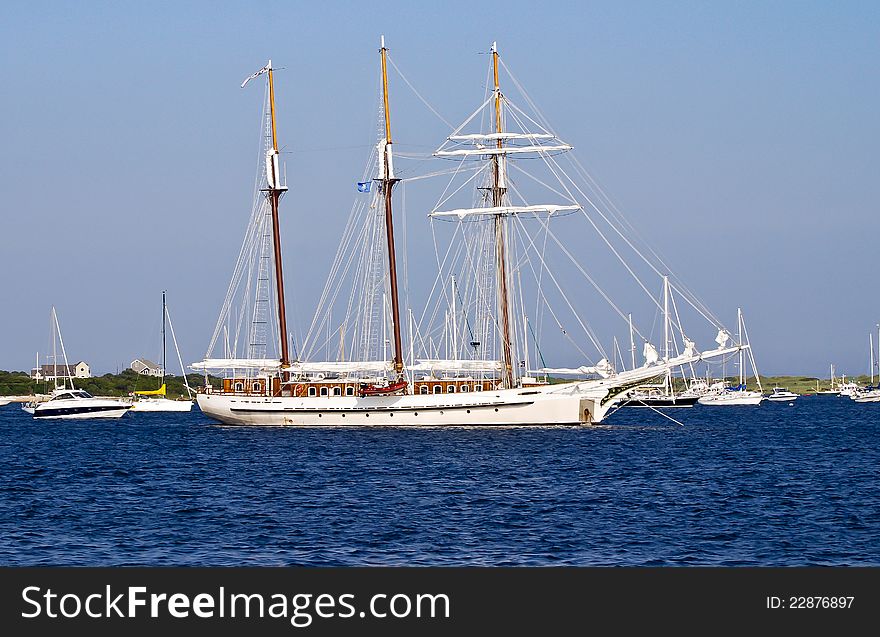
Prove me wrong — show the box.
[0,369,221,398]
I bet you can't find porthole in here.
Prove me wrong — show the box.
[414,412,418,416]
[467,409,471,413]
[318,414,322,418]
[495,408,499,412]
[389,412,393,417]
[365,413,369,417]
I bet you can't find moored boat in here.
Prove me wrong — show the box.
[766,386,798,402]
[193,41,750,426]
[23,389,131,419]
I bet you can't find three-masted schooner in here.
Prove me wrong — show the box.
[193,40,745,426]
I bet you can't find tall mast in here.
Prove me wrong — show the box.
[628,313,636,371]
[380,36,405,380]
[263,60,291,375]
[51,308,57,389]
[663,275,671,393]
[161,290,166,387]
[492,42,514,389]
[737,307,744,387]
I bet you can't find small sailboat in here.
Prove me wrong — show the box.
[851,326,880,403]
[22,308,131,419]
[130,291,194,412]
[816,364,840,394]
[698,308,764,406]
[618,277,699,408]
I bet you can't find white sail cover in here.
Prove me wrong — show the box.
[284,361,393,374]
[408,359,502,372]
[191,358,282,371]
[430,204,580,219]
[643,343,659,365]
[434,144,572,157]
[447,133,556,142]
[536,358,613,378]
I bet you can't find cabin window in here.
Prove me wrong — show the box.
[433,384,442,394]
[333,386,341,396]
[461,385,469,392]
[419,385,428,395]
[234,382,244,392]
[320,386,329,397]
[345,386,354,396]
[252,382,261,393]
[474,384,483,392]
[447,385,456,393]
[308,387,317,397]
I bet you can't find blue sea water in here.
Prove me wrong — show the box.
[0,396,877,566]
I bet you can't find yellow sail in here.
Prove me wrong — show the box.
[135,383,166,396]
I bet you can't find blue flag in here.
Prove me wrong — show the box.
[357,181,372,193]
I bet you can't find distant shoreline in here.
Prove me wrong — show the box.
[0,370,871,398]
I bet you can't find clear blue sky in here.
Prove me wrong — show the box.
[1,0,878,377]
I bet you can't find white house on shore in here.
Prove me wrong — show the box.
[31,361,91,381]
[131,359,163,377]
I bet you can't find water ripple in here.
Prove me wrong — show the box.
[0,396,877,565]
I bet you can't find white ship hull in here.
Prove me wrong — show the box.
[130,398,194,412]
[697,391,764,406]
[766,395,797,402]
[197,379,637,427]
[0,399,12,407]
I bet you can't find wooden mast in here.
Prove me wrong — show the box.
[266,61,291,378]
[492,42,514,389]
[380,36,405,381]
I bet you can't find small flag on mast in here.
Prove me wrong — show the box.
[357,181,372,192]
[241,61,271,89]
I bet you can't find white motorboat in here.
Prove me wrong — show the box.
[24,307,132,419]
[766,387,798,402]
[22,388,131,419]
[851,388,880,403]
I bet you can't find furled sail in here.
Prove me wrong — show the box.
[135,383,166,396]
[430,204,580,219]
[434,144,572,157]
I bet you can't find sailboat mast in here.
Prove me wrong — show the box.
[737,307,744,387]
[380,36,405,380]
[161,290,166,386]
[492,42,514,389]
[628,313,636,370]
[266,61,291,373]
